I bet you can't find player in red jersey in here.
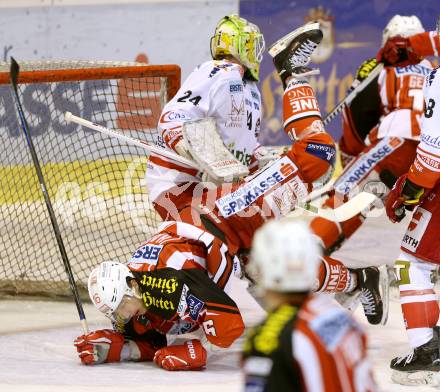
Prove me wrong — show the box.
[381,16,440,386]
[309,15,433,256]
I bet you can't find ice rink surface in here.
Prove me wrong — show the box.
[1,213,440,392]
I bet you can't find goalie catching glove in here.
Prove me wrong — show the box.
[74,329,158,365]
[153,339,207,371]
[182,118,249,184]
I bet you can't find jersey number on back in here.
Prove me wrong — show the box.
[177,90,202,106]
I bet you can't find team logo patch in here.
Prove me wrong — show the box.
[187,294,204,321]
[215,156,298,217]
[305,142,336,165]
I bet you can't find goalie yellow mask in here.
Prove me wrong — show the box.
[210,14,265,81]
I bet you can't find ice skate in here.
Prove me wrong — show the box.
[334,289,361,313]
[391,326,440,386]
[356,265,389,325]
[268,22,323,85]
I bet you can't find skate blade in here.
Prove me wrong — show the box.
[378,264,389,326]
[268,22,321,57]
[334,290,361,313]
[391,369,440,386]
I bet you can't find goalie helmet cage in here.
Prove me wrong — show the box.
[0,60,180,298]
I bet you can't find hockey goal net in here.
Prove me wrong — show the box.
[0,60,180,298]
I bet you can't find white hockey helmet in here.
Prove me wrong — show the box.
[382,15,424,46]
[88,261,135,319]
[210,14,265,81]
[249,220,321,292]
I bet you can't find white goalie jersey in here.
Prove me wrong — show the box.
[146,59,262,202]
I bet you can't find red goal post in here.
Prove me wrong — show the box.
[0,60,180,298]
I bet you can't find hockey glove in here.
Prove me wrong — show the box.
[74,329,125,365]
[153,339,207,371]
[377,36,421,67]
[386,174,425,223]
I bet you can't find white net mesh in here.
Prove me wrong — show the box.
[0,60,180,297]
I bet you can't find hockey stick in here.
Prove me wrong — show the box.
[10,58,89,334]
[64,112,198,169]
[65,115,376,222]
[289,191,377,222]
[323,63,383,126]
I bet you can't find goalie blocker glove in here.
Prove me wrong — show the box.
[182,118,249,183]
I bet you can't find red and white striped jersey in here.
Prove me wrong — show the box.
[126,221,245,349]
[146,60,262,202]
[294,294,376,391]
[127,221,241,289]
[243,294,377,392]
[401,31,440,189]
[377,59,433,141]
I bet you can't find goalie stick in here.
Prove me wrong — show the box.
[65,115,376,222]
[10,58,89,334]
[289,191,377,222]
[64,112,198,169]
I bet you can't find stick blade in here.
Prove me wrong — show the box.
[309,191,377,222]
[333,191,377,221]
